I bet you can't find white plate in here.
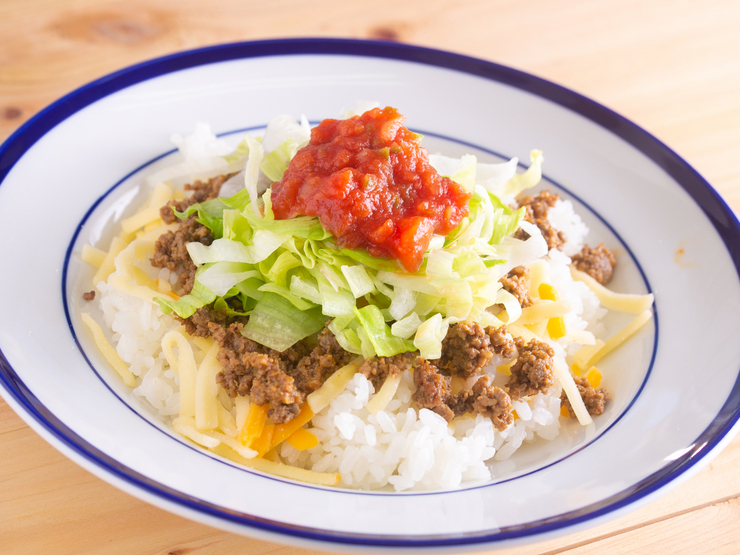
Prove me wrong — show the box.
[1,39,740,553]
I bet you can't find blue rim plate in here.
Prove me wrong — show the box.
[1,39,739,551]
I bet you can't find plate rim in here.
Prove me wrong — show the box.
[1,37,740,549]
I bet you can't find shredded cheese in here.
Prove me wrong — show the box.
[80,313,136,387]
[161,330,197,419]
[570,267,654,314]
[573,340,606,372]
[92,236,127,286]
[306,358,362,414]
[366,373,402,414]
[212,444,340,486]
[517,299,573,325]
[528,260,549,299]
[194,342,221,431]
[216,403,238,438]
[554,358,592,426]
[271,404,314,449]
[578,310,653,370]
[120,182,173,233]
[286,428,319,450]
[81,244,106,269]
[252,423,275,456]
[239,402,268,447]
[234,396,250,432]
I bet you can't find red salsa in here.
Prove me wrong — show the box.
[270,107,472,272]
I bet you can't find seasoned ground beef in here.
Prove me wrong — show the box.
[513,190,565,250]
[159,174,235,224]
[571,243,616,285]
[82,290,96,301]
[437,323,516,378]
[499,266,532,308]
[412,358,453,420]
[293,327,354,394]
[359,352,414,391]
[471,378,514,432]
[413,360,514,430]
[211,321,311,423]
[561,375,609,418]
[180,305,244,337]
[150,214,213,293]
[507,337,555,399]
[211,321,355,423]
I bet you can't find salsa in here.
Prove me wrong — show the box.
[270,107,472,272]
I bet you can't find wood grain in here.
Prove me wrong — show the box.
[1,0,739,553]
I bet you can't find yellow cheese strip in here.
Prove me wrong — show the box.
[234,396,250,432]
[138,223,179,242]
[528,260,548,299]
[517,299,572,325]
[578,310,653,370]
[306,358,363,414]
[507,324,539,342]
[81,244,106,269]
[570,267,654,314]
[191,336,215,354]
[286,428,319,451]
[554,358,592,426]
[195,342,221,431]
[212,444,340,486]
[121,182,173,233]
[238,402,268,447]
[366,373,402,415]
[172,418,220,448]
[217,402,238,438]
[573,340,605,371]
[161,330,197,419]
[92,236,127,286]
[80,313,136,387]
[252,424,275,456]
[133,266,157,290]
[271,404,314,449]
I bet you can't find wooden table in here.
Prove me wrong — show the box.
[2,0,739,553]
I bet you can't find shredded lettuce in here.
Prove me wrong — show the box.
[242,292,325,352]
[160,115,545,357]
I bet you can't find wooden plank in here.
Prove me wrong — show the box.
[0,0,739,553]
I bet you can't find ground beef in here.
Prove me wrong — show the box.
[159,174,235,224]
[437,323,516,378]
[470,378,514,432]
[413,360,514,430]
[571,243,617,284]
[561,375,609,418]
[82,290,95,301]
[513,190,565,250]
[150,214,213,293]
[359,352,414,391]
[499,266,532,308]
[412,358,453,421]
[292,327,353,394]
[507,337,555,399]
[212,322,312,423]
[179,306,245,337]
[211,321,356,423]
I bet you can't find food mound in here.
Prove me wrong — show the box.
[79,105,654,491]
